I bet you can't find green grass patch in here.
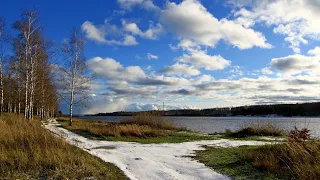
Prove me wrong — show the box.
[101,131,217,144]
[195,145,281,180]
[195,139,320,180]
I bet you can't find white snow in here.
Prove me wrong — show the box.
[43,119,273,180]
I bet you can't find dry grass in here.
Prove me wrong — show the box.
[0,113,127,179]
[59,114,172,138]
[120,112,180,130]
[227,123,285,138]
[246,127,318,179]
[246,140,320,179]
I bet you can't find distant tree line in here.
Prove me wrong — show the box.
[91,102,320,117]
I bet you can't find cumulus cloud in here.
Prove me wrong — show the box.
[87,57,147,82]
[160,0,272,49]
[122,20,164,40]
[82,98,197,113]
[171,75,320,105]
[176,50,231,71]
[81,20,138,45]
[84,55,320,111]
[261,67,273,75]
[117,0,160,12]
[81,21,107,43]
[162,63,201,76]
[147,53,158,60]
[81,96,129,114]
[270,54,320,75]
[126,103,197,112]
[81,19,163,45]
[232,0,320,53]
[308,46,320,56]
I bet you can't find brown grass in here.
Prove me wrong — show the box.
[0,113,127,179]
[59,114,173,138]
[247,141,320,179]
[120,112,180,130]
[227,123,284,138]
[246,126,319,179]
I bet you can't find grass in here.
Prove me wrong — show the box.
[119,112,180,130]
[224,123,285,138]
[195,145,279,179]
[246,141,320,179]
[59,114,217,144]
[196,127,320,180]
[0,113,127,179]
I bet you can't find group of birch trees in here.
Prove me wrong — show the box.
[0,11,59,120]
[0,10,90,124]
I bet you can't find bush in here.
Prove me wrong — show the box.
[288,126,311,142]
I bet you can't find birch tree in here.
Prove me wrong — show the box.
[0,17,6,115]
[59,28,90,126]
[13,10,40,120]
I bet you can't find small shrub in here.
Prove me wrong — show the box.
[288,126,311,142]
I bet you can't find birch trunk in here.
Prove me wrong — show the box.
[0,59,3,114]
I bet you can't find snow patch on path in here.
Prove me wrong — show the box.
[44,119,272,180]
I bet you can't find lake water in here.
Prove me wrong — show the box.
[79,116,320,138]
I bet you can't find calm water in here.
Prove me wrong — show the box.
[79,116,320,138]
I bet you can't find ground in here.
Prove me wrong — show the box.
[45,119,274,180]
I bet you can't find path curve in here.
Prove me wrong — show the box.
[43,119,271,180]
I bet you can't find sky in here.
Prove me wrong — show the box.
[1,0,320,114]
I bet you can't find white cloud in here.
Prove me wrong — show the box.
[270,54,320,75]
[122,20,164,40]
[232,0,320,53]
[160,0,271,49]
[84,55,320,111]
[261,67,273,75]
[177,50,231,71]
[81,20,138,46]
[162,63,201,76]
[147,53,158,60]
[117,0,160,12]
[123,35,138,45]
[308,46,320,56]
[82,96,129,114]
[87,57,147,82]
[126,103,197,112]
[81,21,106,43]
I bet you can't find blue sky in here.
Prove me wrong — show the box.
[2,0,320,113]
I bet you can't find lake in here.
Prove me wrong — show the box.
[79,116,320,138]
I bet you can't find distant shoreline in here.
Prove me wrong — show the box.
[83,114,320,118]
[82,101,320,118]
